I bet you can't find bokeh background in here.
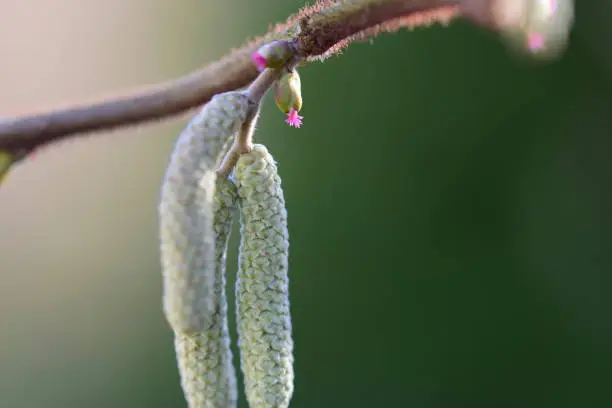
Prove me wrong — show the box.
[1,1,611,407]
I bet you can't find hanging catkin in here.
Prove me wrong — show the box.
[174,177,239,408]
[159,90,250,334]
[234,144,294,408]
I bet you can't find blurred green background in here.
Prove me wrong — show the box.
[1,1,611,407]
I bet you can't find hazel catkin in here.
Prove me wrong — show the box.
[234,144,294,408]
[174,177,239,408]
[159,90,250,334]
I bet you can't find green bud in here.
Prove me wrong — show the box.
[274,69,302,115]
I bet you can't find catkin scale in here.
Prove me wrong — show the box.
[159,90,250,334]
[174,177,239,408]
[234,145,294,408]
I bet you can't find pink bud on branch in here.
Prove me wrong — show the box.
[463,0,573,57]
[251,53,268,71]
[251,40,297,72]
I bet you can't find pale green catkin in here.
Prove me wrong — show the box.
[234,145,294,408]
[159,91,250,334]
[175,177,239,408]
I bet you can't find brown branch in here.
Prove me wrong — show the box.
[0,0,520,153]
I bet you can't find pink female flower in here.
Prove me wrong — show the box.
[284,108,303,128]
[251,52,268,72]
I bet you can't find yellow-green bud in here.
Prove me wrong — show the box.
[274,69,302,115]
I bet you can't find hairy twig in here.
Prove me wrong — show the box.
[0,0,560,153]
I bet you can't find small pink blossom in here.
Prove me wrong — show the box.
[527,33,545,52]
[251,52,267,71]
[284,108,303,128]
